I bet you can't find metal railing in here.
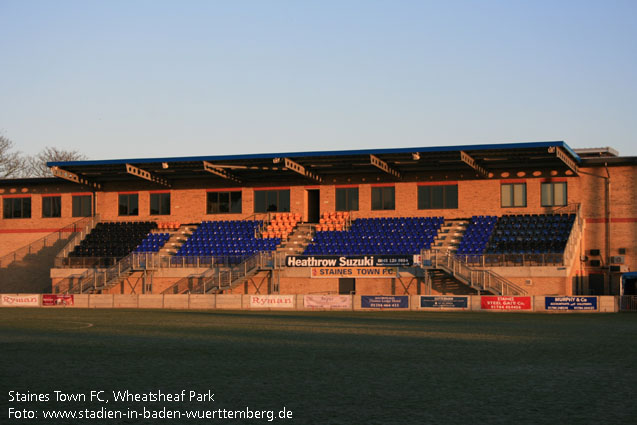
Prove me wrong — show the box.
[425,249,527,295]
[53,268,95,294]
[162,252,266,294]
[52,215,100,267]
[55,256,119,268]
[620,296,637,311]
[453,253,566,267]
[54,250,138,294]
[0,218,90,268]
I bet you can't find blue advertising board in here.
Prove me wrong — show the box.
[420,296,468,309]
[545,296,598,311]
[361,295,409,309]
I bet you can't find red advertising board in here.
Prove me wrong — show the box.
[42,294,74,307]
[481,296,531,310]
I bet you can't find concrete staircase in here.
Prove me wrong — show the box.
[429,269,479,295]
[433,219,468,251]
[157,224,197,256]
[275,223,313,256]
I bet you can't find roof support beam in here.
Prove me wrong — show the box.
[370,154,401,179]
[125,164,171,187]
[204,164,284,171]
[283,158,323,183]
[553,146,579,175]
[203,161,242,183]
[50,166,101,190]
[460,151,489,178]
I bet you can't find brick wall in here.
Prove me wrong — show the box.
[2,160,635,296]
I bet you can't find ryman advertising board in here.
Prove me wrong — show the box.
[249,295,295,308]
[1,294,40,307]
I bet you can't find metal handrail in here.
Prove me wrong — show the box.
[0,217,90,268]
[54,251,138,294]
[162,252,266,294]
[425,249,527,295]
[53,215,100,263]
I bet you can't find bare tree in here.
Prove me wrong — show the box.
[25,146,88,177]
[0,135,25,178]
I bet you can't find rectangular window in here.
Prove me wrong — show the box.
[418,185,458,209]
[72,195,92,217]
[118,193,139,216]
[501,183,527,207]
[254,189,290,213]
[335,187,359,211]
[150,192,171,215]
[42,196,61,218]
[371,186,395,210]
[3,197,31,219]
[207,191,242,214]
[541,182,567,207]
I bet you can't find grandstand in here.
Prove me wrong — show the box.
[0,141,635,298]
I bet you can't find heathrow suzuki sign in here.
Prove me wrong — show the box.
[285,255,413,267]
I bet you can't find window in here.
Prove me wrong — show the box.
[336,187,359,211]
[118,193,139,216]
[42,196,61,218]
[207,191,241,214]
[541,182,567,207]
[72,195,92,217]
[150,193,171,215]
[501,183,527,207]
[254,189,290,213]
[371,186,395,210]
[418,185,458,209]
[3,197,31,219]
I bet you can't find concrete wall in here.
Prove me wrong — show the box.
[0,293,619,312]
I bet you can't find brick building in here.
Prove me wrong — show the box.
[1,141,635,296]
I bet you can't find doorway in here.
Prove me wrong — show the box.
[339,278,355,294]
[307,189,320,223]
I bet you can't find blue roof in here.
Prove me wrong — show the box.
[47,141,580,167]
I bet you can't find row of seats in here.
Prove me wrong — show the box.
[263,212,301,239]
[70,221,157,259]
[304,216,444,256]
[176,220,281,259]
[484,214,575,254]
[157,221,181,230]
[456,216,497,255]
[66,213,576,264]
[134,233,171,253]
[315,211,350,232]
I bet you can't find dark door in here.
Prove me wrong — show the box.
[588,274,605,295]
[307,190,320,223]
[624,278,637,295]
[339,278,355,294]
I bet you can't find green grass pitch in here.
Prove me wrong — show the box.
[1,309,636,424]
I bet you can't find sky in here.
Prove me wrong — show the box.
[1,0,636,160]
